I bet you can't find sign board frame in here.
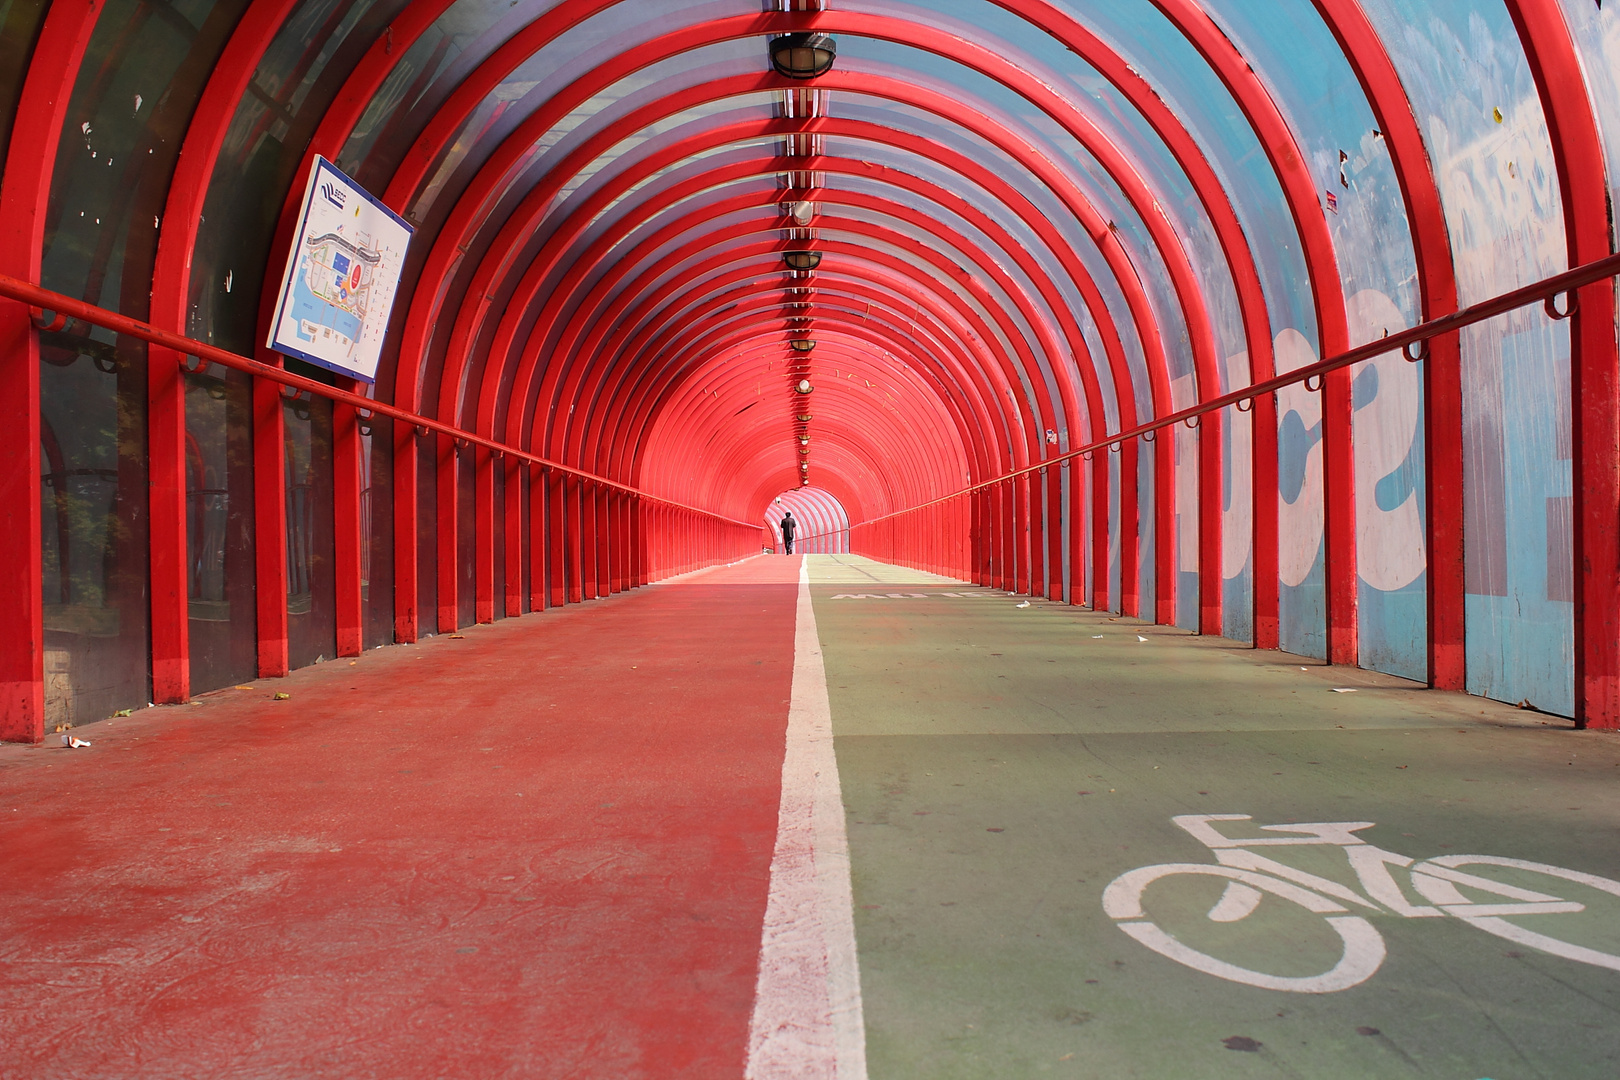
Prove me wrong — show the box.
[265,155,414,384]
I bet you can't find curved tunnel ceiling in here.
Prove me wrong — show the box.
[14,0,1620,715]
[181,0,1418,529]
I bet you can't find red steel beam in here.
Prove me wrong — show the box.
[148,0,301,697]
[1146,0,1354,660]
[0,0,103,743]
[1309,0,1464,688]
[1504,1,1620,729]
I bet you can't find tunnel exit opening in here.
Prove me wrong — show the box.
[767,488,850,554]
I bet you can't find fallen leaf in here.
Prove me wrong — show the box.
[112,709,133,717]
[235,685,253,690]
[274,692,291,701]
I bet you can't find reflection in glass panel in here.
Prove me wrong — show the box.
[361,418,395,647]
[185,365,257,691]
[0,0,48,156]
[36,0,248,723]
[285,392,338,667]
[341,0,571,191]
[39,328,150,727]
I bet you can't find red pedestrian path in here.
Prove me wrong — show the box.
[0,556,803,1080]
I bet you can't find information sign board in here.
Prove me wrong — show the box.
[266,156,413,383]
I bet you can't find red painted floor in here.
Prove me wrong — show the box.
[0,556,803,1080]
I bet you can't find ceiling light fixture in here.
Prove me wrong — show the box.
[769,33,836,79]
[782,250,821,271]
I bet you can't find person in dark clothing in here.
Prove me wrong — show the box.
[780,512,797,554]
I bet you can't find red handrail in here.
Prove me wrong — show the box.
[0,273,763,531]
[856,252,1620,527]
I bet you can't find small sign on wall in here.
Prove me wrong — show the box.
[266,155,413,383]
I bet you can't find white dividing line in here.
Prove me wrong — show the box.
[745,559,868,1080]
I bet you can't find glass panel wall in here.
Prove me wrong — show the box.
[40,0,251,723]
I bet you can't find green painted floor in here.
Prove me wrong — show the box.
[809,556,1620,1080]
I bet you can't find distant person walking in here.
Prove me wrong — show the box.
[780,512,797,554]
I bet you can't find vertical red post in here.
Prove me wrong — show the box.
[0,1,101,741]
[1198,414,1224,637]
[1047,465,1064,600]
[1065,462,1083,605]
[1018,474,1035,596]
[1322,370,1358,663]
[0,289,46,740]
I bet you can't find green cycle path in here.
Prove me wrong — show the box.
[810,556,1620,1080]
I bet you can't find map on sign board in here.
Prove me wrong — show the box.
[266,156,413,383]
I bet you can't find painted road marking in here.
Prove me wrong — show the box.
[828,592,996,599]
[746,560,868,1079]
[1104,814,1620,992]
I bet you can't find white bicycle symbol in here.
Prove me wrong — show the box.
[1103,814,1620,993]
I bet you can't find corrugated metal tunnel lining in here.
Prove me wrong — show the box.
[2,0,1618,737]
